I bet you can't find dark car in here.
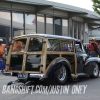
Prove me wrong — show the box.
[6,34,100,85]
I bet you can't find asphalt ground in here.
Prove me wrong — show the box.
[0,72,100,100]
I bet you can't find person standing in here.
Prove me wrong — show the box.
[0,39,5,73]
[88,37,100,57]
[0,39,5,58]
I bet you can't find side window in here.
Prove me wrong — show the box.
[28,38,43,52]
[47,39,73,52]
[60,40,73,52]
[47,39,60,51]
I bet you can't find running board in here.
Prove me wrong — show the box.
[78,73,88,77]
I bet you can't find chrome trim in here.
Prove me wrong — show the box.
[58,65,66,81]
[14,34,79,41]
[78,73,88,76]
[29,74,44,79]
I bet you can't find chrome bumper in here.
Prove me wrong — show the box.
[29,74,44,79]
[17,73,44,80]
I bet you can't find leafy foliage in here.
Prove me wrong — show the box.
[92,0,100,14]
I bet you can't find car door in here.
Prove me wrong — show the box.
[75,41,87,73]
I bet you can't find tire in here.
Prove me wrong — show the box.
[90,63,99,78]
[55,65,68,85]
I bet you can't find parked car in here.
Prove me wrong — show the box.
[6,34,100,85]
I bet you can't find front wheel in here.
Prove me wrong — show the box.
[55,65,68,84]
[90,63,99,78]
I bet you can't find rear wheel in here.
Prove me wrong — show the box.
[55,65,68,84]
[90,63,99,78]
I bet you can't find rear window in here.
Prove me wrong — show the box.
[9,55,23,71]
[12,39,27,52]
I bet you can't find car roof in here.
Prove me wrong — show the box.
[14,34,81,42]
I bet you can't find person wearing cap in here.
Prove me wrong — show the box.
[88,37,100,57]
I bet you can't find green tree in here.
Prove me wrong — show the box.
[92,0,100,14]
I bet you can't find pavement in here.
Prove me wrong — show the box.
[0,72,100,100]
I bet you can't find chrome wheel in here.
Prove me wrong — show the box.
[58,66,66,81]
[93,64,99,76]
[90,63,99,78]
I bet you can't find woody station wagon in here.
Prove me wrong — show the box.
[6,34,100,85]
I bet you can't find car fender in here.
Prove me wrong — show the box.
[84,57,100,75]
[45,57,71,78]
[85,57,100,66]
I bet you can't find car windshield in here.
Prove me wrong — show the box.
[83,43,90,54]
[75,44,82,52]
[75,43,86,53]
